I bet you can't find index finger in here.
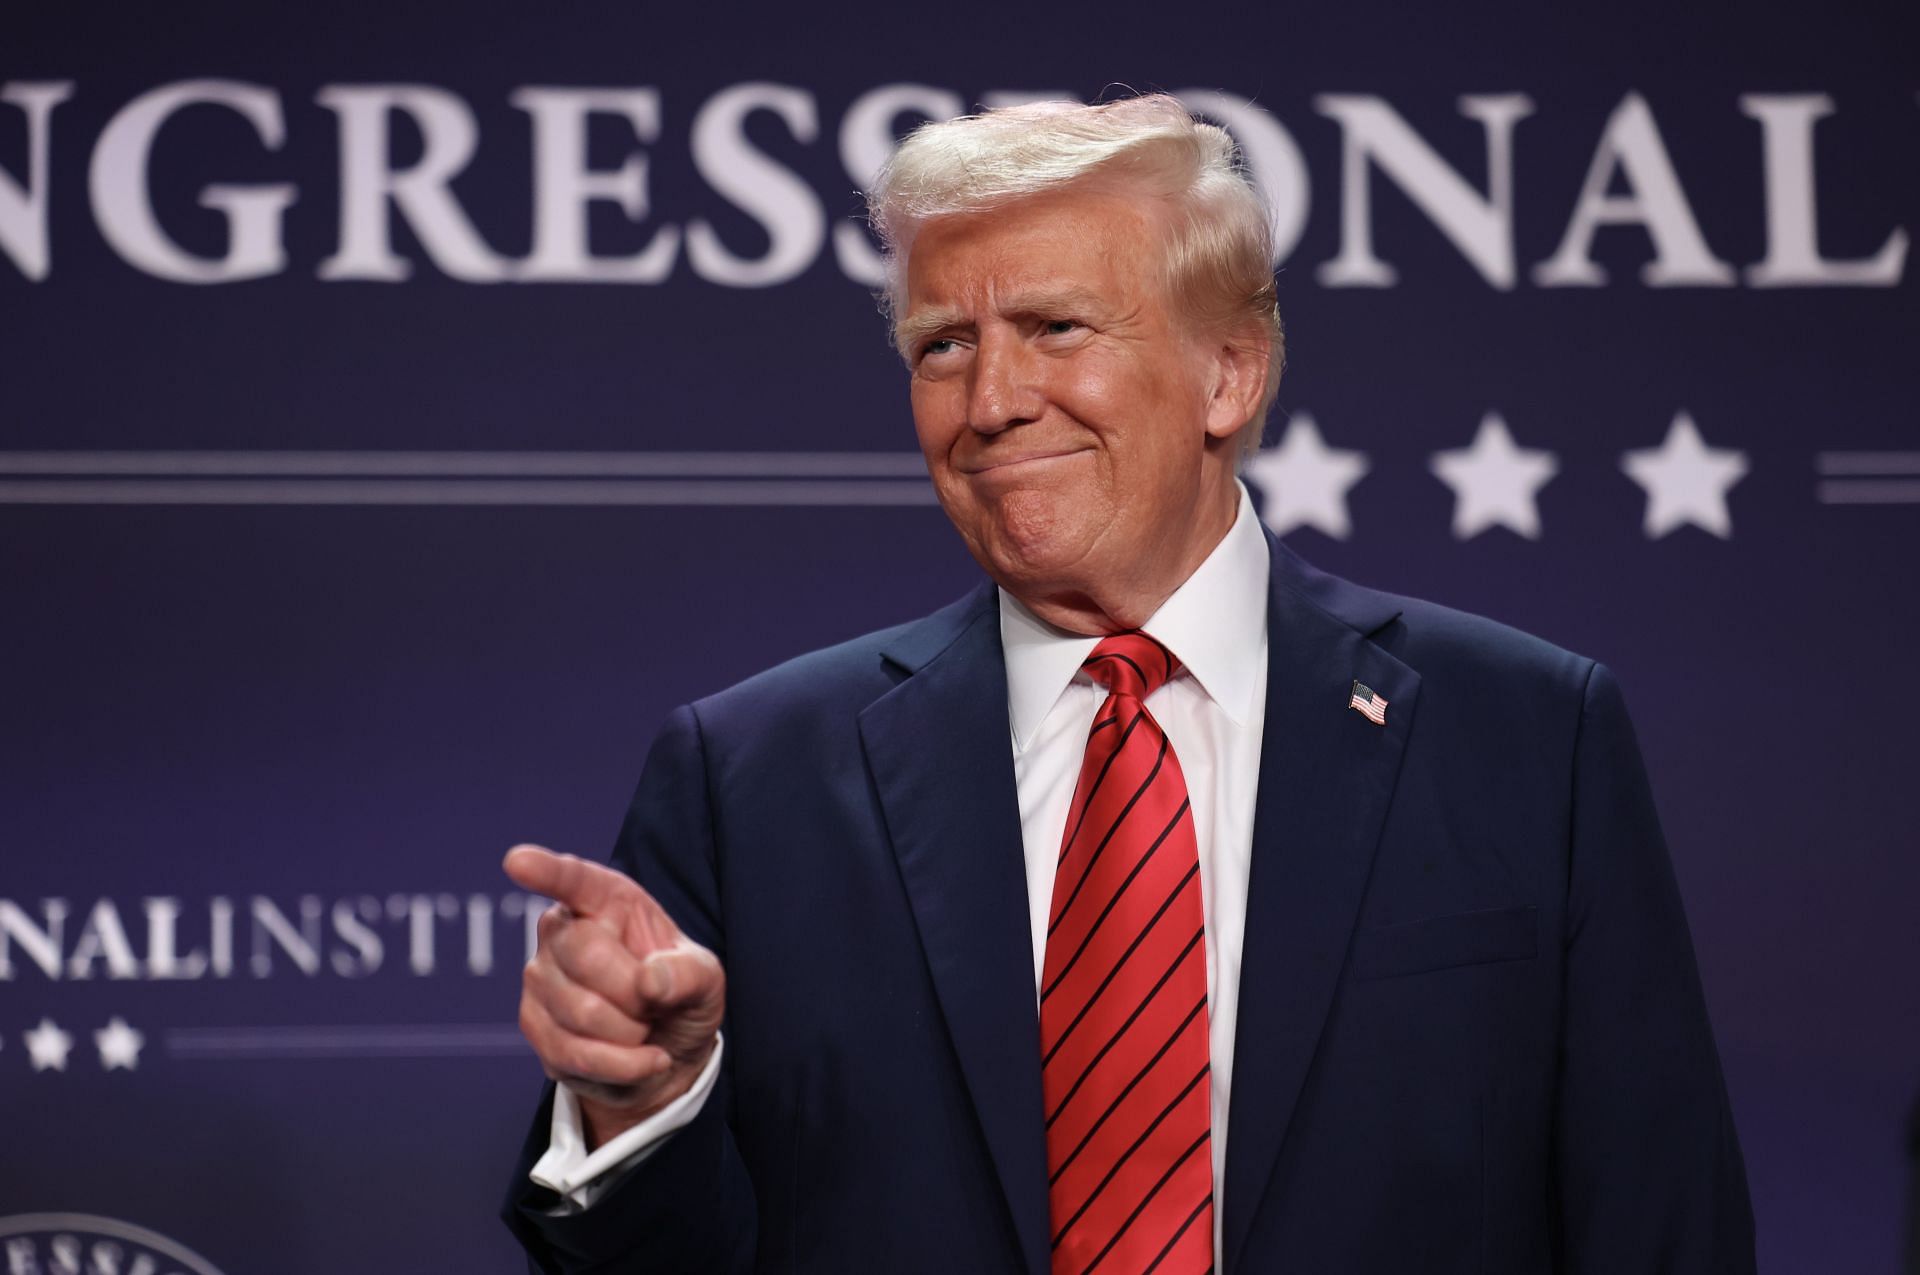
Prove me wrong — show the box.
[503,844,646,920]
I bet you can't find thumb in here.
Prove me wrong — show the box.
[637,944,725,1014]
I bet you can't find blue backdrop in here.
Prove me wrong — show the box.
[4,4,1916,1271]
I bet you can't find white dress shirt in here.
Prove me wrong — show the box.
[535,484,1272,1262]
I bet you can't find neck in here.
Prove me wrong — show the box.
[1013,480,1240,635]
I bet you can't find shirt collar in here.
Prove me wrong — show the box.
[999,482,1271,752]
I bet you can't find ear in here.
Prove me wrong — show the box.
[1202,333,1271,442]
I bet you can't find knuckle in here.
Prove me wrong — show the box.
[553,1041,594,1079]
[561,984,604,1032]
[554,920,603,962]
[605,1050,651,1085]
[525,957,565,1001]
[546,932,584,975]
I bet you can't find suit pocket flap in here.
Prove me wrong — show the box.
[1350,905,1539,981]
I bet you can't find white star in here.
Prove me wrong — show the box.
[1620,412,1749,539]
[1244,414,1370,539]
[94,1016,145,1072]
[1429,413,1560,540]
[24,1017,74,1072]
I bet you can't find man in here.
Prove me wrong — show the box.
[500,95,1754,1273]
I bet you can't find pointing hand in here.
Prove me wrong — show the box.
[504,843,725,1147]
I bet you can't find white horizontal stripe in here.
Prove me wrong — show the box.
[1815,452,1920,476]
[168,1054,525,1062]
[1812,480,1920,506]
[0,450,929,477]
[0,479,940,506]
[168,1024,529,1057]
[1816,479,1920,504]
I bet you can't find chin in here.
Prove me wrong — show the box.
[981,513,1105,593]
[939,478,1105,581]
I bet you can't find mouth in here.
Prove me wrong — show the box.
[961,448,1092,477]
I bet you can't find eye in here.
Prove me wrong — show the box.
[1042,319,1080,336]
[914,336,960,367]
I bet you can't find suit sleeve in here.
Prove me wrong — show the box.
[1552,663,1755,1272]
[501,704,758,1274]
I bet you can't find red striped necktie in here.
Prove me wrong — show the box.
[1040,631,1213,1275]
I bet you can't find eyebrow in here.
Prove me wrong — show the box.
[894,286,1110,353]
[894,306,967,354]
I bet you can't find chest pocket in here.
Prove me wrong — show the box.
[1349,905,1538,981]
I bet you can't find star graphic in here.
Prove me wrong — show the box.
[1620,412,1749,539]
[1244,414,1370,539]
[95,1016,145,1072]
[1429,413,1560,540]
[24,1017,74,1072]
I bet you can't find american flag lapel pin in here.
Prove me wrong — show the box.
[1348,679,1388,726]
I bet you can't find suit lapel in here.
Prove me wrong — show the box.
[1222,536,1420,1273]
[859,588,1052,1275]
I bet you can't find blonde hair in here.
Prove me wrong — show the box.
[867,93,1284,453]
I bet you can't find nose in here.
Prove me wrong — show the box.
[964,330,1044,435]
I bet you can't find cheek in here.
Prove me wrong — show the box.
[1050,361,1119,419]
[909,385,962,461]
[1092,366,1204,470]
[909,389,985,531]
[1053,349,1179,441]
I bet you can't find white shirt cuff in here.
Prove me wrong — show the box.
[528,1033,725,1210]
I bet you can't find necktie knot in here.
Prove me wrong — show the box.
[1084,632,1178,701]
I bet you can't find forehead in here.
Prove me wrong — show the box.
[902,188,1164,312]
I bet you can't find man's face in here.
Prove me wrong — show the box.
[901,188,1244,627]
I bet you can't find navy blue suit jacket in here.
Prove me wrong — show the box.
[504,534,1754,1273]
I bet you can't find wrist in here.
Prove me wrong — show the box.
[577,1096,650,1151]
[574,1036,718,1150]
